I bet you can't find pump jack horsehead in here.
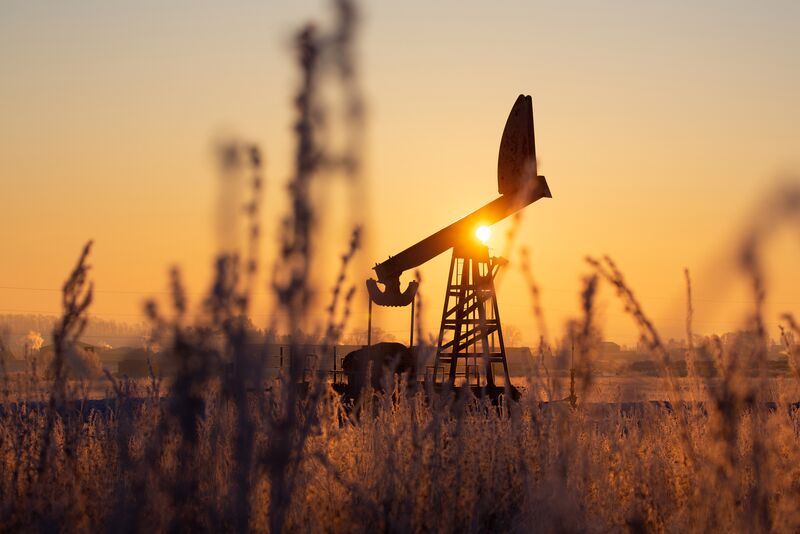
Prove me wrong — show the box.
[366,94,551,392]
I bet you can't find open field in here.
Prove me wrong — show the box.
[3,365,800,532]
[524,375,800,403]
[4,374,800,404]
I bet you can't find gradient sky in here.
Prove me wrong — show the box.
[1,0,799,346]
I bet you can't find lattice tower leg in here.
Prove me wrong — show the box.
[433,246,510,388]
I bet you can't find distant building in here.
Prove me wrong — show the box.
[1,344,27,373]
[33,342,103,378]
[598,341,621,357]
[504,347,535,377]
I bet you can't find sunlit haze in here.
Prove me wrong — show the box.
[2,0,799,345]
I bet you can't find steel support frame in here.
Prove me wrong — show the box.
[433,245,510,388]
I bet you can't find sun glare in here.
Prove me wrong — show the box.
[476,225,491,244]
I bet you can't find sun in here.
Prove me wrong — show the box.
[475,225,491,244]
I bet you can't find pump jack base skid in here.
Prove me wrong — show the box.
[331,380,521,405]
[428,382,521,403]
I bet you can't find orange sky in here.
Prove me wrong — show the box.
[1,1,799,346]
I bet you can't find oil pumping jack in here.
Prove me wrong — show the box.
[365,94,551,391]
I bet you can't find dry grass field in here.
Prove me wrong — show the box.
[3,349,800,532]
[2,235,799,532]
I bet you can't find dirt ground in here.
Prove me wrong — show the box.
[514,375,800,402]
[3,373,800,403]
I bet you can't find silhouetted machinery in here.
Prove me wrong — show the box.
[365,95,551,390]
